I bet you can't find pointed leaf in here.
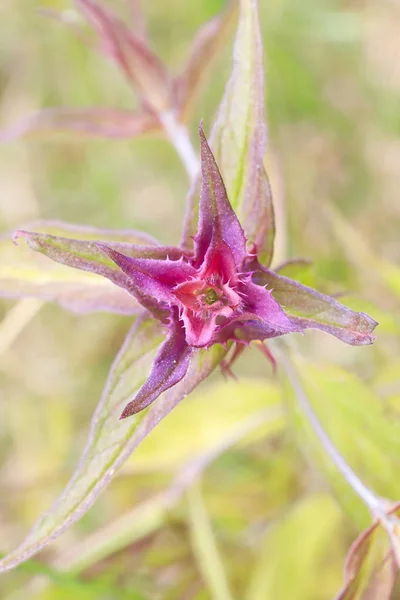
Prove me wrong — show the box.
[175,2,238,123]
[0,221,171,314]
[257,268,378,345]
[0,108,160,142]
[336,504,400,600]
[121,321,192,417]
[183,0,274,266]
[12,229,184,317]
[0,315,227,572]
[195,124,246,267]
[76,0,172,112]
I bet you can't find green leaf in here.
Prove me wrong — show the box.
[131,379,282,471]
[257,268,378,345]
[183,0,275,266]
[0,221,172,315]
[0,315,227,572]
[245,494,343,600]
[187,482,234,600]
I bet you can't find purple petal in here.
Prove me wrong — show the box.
[255,267,378,346]
[244,281,302,333]
[120,320,192,418]
[0,108,160,142]
[194,124,247,268]
[97,244,196,313]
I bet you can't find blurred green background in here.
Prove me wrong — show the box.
[1,0,400,598]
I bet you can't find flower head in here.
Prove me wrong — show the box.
[98,126,298,353]
[11,124,376,419]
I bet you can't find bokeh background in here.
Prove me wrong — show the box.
[1,0,400,598]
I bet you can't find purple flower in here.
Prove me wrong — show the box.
[93,126,300,415]
[13,125,377,419]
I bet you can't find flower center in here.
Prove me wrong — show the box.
[201,287,220,306]
[173,277,243,321]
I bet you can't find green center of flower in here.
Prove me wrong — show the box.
[202,287,220,306]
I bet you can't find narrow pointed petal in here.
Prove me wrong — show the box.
[0,108,160,142]
[76,0,172,112]
[97,244,196,310]
[244,281,302,332]
[120,321,192,418]
[175,2,238,123]
[256,268,378,345]
[195,124,246,267]
[1,222,164,314]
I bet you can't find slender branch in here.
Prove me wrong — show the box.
[277,344,400,562]
[159,111,200,181]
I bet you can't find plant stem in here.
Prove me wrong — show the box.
[159,111,200,181]
[277,344,400,562]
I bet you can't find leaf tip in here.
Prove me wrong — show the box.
[11,229,27,246]
[119,402,139,420]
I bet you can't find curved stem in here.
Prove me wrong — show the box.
[277,343,400,563]
[159,111,200,181]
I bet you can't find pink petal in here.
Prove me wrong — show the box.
[173,279,206,311]
[182,308,217,348]
[200,238,238,284]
